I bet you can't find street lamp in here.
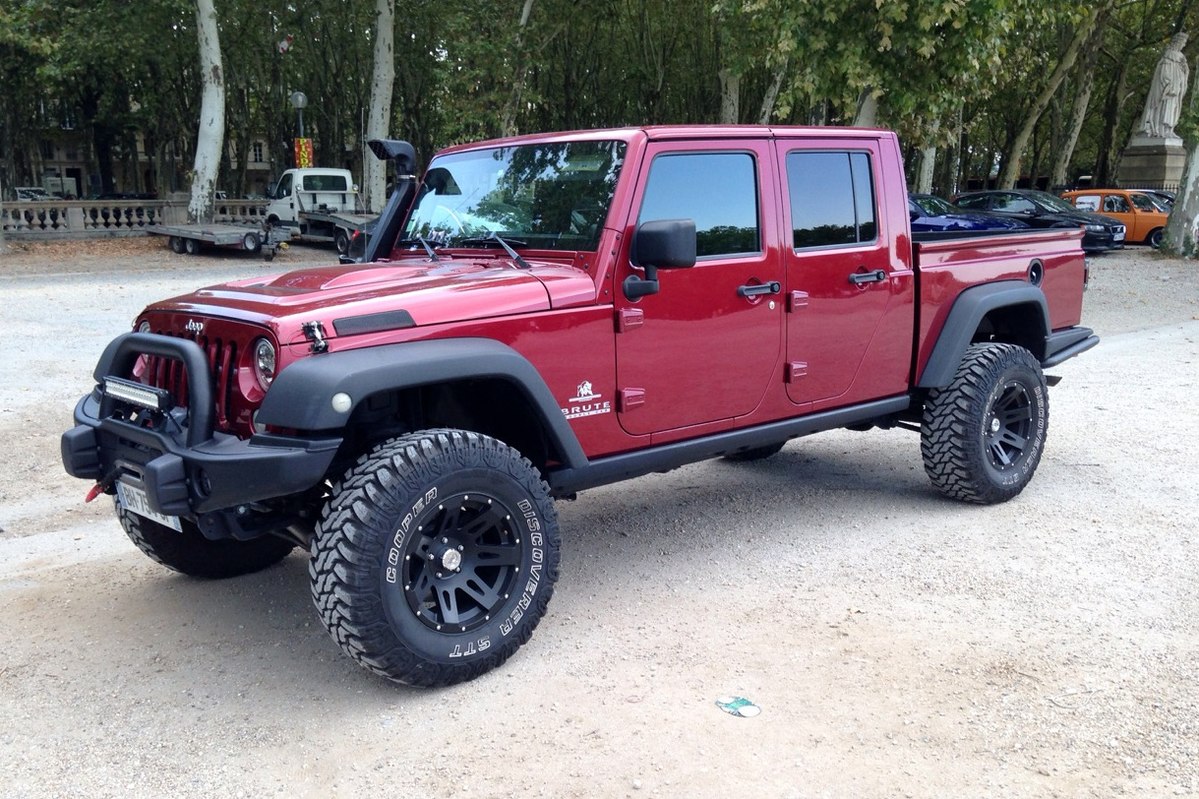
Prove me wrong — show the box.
[289,91,308,138]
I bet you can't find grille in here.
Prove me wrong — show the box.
[141,332,239,431]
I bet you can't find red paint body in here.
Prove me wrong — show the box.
[138,126,1087,456]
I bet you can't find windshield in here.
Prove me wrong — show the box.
[1130,192,1166,212]
[912,195,956,215]
[1028,190,1077,213]
[405,140,627,251]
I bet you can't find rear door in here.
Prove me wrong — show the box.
[775,140,914,409]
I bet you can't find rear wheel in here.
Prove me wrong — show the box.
[168,236,185,254]
[1147,227,1164,248]
[242,231,262,253]
[334,228,351,255]
[116,501,295,578]
[183,237,201,255]
[921,343,1048,504]
[311,429,561,686]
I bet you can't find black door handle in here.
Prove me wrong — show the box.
[737,280,781,297]
[848,269,887,285]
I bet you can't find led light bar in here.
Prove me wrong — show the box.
[103,377,173,412]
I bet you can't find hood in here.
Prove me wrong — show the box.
[146,254,597,335]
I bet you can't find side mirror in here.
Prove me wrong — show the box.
[624,219,696,300]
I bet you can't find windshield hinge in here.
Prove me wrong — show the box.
[302,321,329,354]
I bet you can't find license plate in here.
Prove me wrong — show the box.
[116,481,182,532]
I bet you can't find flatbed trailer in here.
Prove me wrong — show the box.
[150,223,291,260]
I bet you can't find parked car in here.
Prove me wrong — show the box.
[14,186,54,201]
[908,193,1030,232]
[1061,188,1169,248]
[954,189,1126,253]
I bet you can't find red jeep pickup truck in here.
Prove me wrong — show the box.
[62,126,1097,686]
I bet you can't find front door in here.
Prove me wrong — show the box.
[614,141,783,436]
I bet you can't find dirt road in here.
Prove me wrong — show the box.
[1,240,1196,798]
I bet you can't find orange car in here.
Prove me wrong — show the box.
[1061,189,1169,247]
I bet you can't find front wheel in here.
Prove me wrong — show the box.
[921,343,1048,505]
[334,228,350,255]
[311,429,561,686]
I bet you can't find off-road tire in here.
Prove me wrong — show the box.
[116,501,295,578]
[723,441,786,462]
[921,343,1048,505]
[310,429,561,687]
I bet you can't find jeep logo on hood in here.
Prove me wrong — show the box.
[185,319,205,335]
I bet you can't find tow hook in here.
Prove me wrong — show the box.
[85,467,122,503]
[302,321,329,354]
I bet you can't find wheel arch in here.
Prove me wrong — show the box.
[917,281,1050,389]
[256,338,588,472]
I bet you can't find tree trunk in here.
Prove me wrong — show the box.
[998,2,1110,188]
[501,0,537,137]
[1050,30,1102,190]
[188,0,225,224]
[915,146,937,193]
[1164,60,1199,256]
[1050,69,1096,189]
[853,90,878,127]
[719,68,740,123]
[364,0,395,213]
[757,60,789,124]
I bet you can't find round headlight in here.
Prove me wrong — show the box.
[137,320,152,334]
[254,338,277,389]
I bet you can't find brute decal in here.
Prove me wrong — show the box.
[562,380,611,420]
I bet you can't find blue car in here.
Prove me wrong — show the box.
[909,193,1030,232]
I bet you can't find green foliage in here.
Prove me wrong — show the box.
[2,0,1197,203]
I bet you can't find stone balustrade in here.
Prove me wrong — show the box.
[0,198,269,239]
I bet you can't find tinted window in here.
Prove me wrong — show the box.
[955,194,989,210]
[993,194,1036,213]
[638,153,759,257]
[304,174,349,192]
[787,151,876,248]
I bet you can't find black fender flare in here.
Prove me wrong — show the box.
[917,281,1050,389]
[256,337,588,469]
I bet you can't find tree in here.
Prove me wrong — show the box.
[189,0,224,223]
[363,0,395,213]
[997,2,1112,188]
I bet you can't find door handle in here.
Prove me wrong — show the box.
[737,281,781,297]
[848,269,887,286]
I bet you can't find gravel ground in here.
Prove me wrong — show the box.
[0,240,1196,798]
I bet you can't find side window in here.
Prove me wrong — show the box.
[275,173,293,199]
[638,152,759,258]
[1103,194,1130,213]
[786,151,876,249]
[994,194,1035,213]
[956,195,989,210]
[1073,194,1100,212]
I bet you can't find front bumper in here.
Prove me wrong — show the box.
[61,332,340,519]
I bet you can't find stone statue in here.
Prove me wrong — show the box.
[1137,32,1190,141]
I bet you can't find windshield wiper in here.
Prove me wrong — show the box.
[455,232,530,269]
[395,235,441,261]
